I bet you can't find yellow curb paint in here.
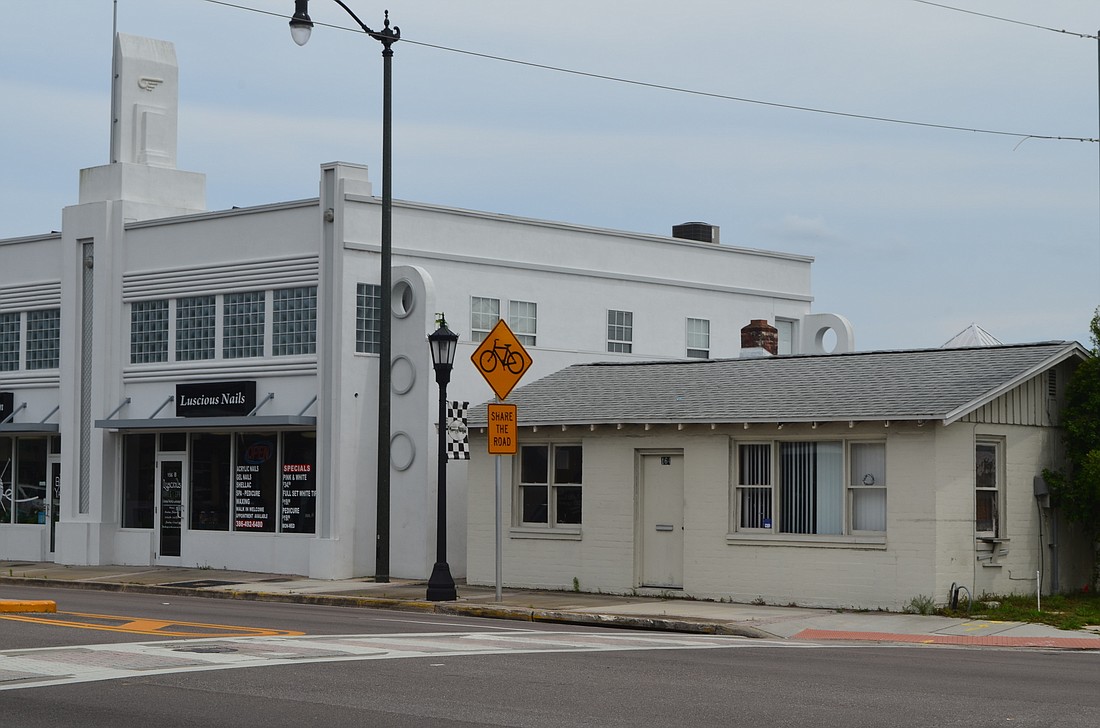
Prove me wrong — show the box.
[0,599,56,613]
[0,610,302,637]
[962,622,993,633]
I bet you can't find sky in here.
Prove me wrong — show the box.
[2,0,1098,352]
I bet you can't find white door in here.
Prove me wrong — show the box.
[640,453,684,588]
[155,456,185,564]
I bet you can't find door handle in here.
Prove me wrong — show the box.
[655,524,674,532]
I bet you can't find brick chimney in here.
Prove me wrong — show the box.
[741,319,778,356]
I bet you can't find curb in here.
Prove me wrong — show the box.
[0,576,767,638]
[0,599,56,613]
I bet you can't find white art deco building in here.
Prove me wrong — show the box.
[0,34,853,579]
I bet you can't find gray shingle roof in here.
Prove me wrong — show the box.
[470,342,1085,427]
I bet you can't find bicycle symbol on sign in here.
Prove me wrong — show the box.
[478,339,526,374]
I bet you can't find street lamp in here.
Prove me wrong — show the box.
[289,1,400,582]
[426,315,459,601]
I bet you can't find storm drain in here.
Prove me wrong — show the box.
[165,580,242,588]
[173,645,239,654]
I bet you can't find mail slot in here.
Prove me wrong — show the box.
[655,524,674,532]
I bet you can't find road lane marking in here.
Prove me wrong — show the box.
[0,630,805,691]
[0,611,303,638]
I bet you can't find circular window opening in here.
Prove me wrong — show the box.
[815,327,838,354]
[390,355,416,395]
[390,431,415,471]
[391,279,415,318]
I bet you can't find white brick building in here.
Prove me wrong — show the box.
[467,342,1093,609]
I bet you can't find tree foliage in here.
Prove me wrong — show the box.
[1045,308,1100,540]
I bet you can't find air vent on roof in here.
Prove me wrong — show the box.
[672,222,719,244]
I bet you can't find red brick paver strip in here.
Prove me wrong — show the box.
[793,628,1100,650]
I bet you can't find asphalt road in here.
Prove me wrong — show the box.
[2,585,1099,727]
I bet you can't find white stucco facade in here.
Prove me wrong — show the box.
[0,33,854,580]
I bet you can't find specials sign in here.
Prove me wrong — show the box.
[176,380,257,418]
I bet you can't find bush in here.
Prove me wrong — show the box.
[905,594,936,615]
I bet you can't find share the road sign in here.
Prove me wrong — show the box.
[471,319,532,401]
[487,403,518,455]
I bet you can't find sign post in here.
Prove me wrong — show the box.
[471,320,532,601]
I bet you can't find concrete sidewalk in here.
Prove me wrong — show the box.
[2,561,1099,650]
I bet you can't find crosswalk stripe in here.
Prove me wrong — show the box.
[0,630,771,691]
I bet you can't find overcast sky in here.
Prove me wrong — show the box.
[3,0,1097,351]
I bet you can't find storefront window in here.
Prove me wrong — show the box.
[122,434,156,528]
[280,431,316,534]
[234,432,277,532]
[121,429,317,536]
[160,432,187,452]
[0,438,12,523]
[191,433,231,531]
[0,437,50,525]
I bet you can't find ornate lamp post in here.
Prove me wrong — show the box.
[426,316,459,601]
[289,1,399,581]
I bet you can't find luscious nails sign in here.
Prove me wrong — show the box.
[175,380,257,417]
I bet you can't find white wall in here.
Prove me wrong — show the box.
[468,418,1091,610]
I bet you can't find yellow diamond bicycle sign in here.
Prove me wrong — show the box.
[471,319,532,400]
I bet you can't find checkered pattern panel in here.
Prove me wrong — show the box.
[446,401,470,460]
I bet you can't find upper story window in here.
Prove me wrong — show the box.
[734,440,886,537]
[686,318,710,358]
[471,297,540,347]
[471,297,500,342]
[272,286,317,356]
[129,288,318,365]
[776,319,795,355]
[26,309,61,370]
[607,310,633,353]
[356,283,381,354]
[176,295,216,361]
[508,300,537,347]
[975,440,1001,537]
[223,291,265,359]
[131,300,169,364]
[0,313,20,371]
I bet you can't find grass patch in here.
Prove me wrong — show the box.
[941,591,1100,631]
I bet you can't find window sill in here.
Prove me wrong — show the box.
[509,526,582,541]
[726,533,887,550]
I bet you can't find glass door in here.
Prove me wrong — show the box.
[48,460,60,555]
[156,457,185,562]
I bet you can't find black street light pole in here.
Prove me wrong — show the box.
[426,316,459,601]
[290,1,400,582]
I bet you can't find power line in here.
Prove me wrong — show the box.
[203,0,1098,143]
[909,1,1098,40]
[404,37,1096,144]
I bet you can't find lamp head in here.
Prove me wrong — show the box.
[428,316,460,373]
[290,0,314,46]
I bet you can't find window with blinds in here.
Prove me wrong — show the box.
[735,440,886,536]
